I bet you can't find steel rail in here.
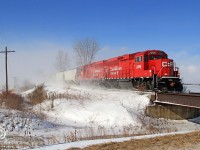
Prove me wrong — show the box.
[156,92,200,108]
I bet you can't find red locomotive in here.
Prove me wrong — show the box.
[78,50,183,91]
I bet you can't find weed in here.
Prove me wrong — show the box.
[47,91,90,101]
[28,84,47,105]
[0,90,24,111]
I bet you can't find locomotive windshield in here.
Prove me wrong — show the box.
[149,53,167,60]
[149,55,167,60]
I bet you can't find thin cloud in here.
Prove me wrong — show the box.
[0,41,73,88]
[101,46,110,51]
[119,46,128,51]
[168,50,200,83]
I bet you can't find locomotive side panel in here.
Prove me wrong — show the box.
[104,57,120,79]
[104,54,133,79]
[79,61,105,81]
[118,54,131,79]
[91,61,104,79]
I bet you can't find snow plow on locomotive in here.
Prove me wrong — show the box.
[77,50,183,92]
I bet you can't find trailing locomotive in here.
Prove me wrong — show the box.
[57,50,183,92]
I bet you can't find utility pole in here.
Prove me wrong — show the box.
[0,46,15,93]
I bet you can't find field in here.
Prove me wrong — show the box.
[77,131,200,150]
[0,84,199,149]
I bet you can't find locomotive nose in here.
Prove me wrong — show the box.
[158,60,174,77]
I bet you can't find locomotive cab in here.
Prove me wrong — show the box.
[144,50,183,91]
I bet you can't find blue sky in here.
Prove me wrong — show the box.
[0,0,200,86]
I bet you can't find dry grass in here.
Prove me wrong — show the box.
[47,91,91,101]
[47,91,91,108]
[28,84,47,105]
[0,90,24,110]
[136,106,178,134]
[72,131,200,150]
[0,135,45,149]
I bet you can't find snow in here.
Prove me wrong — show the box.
[41,85,149,128]
[0,84,200,149]
[184,85,200,93]
[29,130,195,150]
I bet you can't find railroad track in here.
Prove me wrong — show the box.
[155,92,200,108]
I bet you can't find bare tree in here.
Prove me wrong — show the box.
[74,38,99,66]
[55,50,70,72]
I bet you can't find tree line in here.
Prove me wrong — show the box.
[55,38,99,72]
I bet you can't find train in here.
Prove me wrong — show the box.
[56,50,183,92]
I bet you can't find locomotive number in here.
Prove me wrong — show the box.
[149,51,156,54]
[136,65,141,69]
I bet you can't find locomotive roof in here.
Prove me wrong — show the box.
[82,49,167,67]
[138,49,165,53]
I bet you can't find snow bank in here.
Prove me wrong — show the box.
[41,86,150,127]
